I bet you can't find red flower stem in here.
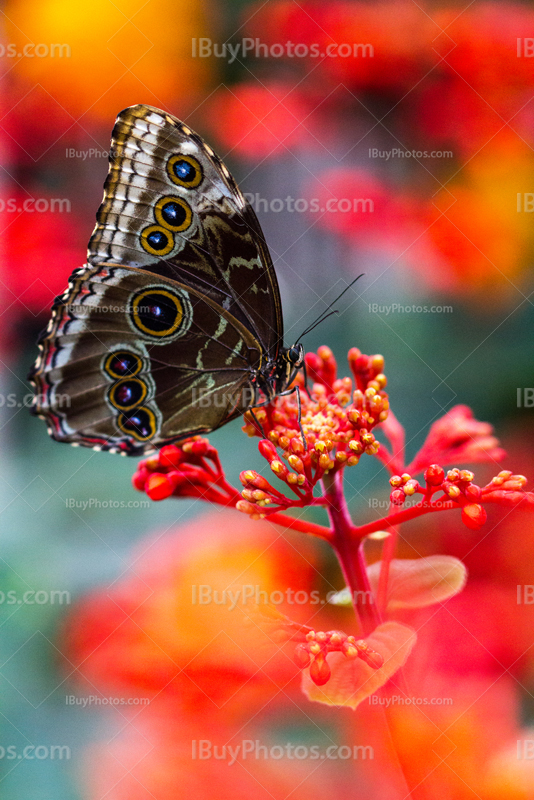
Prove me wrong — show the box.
[265,512,333,541]
[376,513,399,614]
[373,443,395,470]
[212,477,242,500]
[350,498,456,539]
[197,489,241,506]
[376,410,406,474]
[198,458,219,481]
[324,470,380,635]
[482,491,534,508]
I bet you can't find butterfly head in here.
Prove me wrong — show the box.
[276,343,305,394]
[286,343,305,369]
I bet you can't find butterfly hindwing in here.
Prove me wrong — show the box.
[30,264,261,455]
[88,104,283,354]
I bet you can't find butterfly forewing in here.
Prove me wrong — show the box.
[30,104,289,455]
[88,104,283,354]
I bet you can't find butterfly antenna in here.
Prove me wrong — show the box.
[297,274,364,341]
[298,310,339,338]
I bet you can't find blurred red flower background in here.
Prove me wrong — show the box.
[4,1,534,799]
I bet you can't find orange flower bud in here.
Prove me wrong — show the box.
[319,453,332,470]
[259,440,278,461]
[294,644,311,668]
[146,473,173,501]
[424,464,445,485]
[158,445,183,469]
[270,460,288,478]
[236,500,257,515]
[359,649,384,669]
[390,489,405,505]
[462,503,487,530]
[464,483,482,501]
[310,653,331,686]
[288,455,304,472]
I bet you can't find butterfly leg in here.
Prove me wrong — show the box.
[295,386,306,449]
[275,385,306,449]
[302,360,310,397]
[249,407,267,439]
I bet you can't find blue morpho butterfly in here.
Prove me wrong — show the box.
[30,104,356,455]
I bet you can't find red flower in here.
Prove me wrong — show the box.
[205,83,315,159]
[243,1,435,94]
[132,344,534,701]
[404,405,506,476]
[1,195,85,317]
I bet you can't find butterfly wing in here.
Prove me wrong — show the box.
[30,264,261,455]
[88,104,283,357]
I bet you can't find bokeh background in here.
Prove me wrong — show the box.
[2,0,534,797]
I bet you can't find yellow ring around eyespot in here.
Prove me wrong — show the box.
[140,225,175,256]
[167,154,203,188]
[117,406,157,441]
[154,196,193,232]
[108,377,148,412]
[103,352,143,380]
[131,288,184,338]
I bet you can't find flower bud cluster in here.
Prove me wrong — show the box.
[132,437,239,505]
[294,629,384,686]
[477,469,533,512]
[254,604,384,687]
[388,465,531,531]
[238,348,389,517]
[388,465,489,528]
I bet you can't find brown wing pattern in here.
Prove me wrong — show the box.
[88,104,283,355]
[30,263,262,455]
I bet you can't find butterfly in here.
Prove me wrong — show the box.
[29,104,305,456]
